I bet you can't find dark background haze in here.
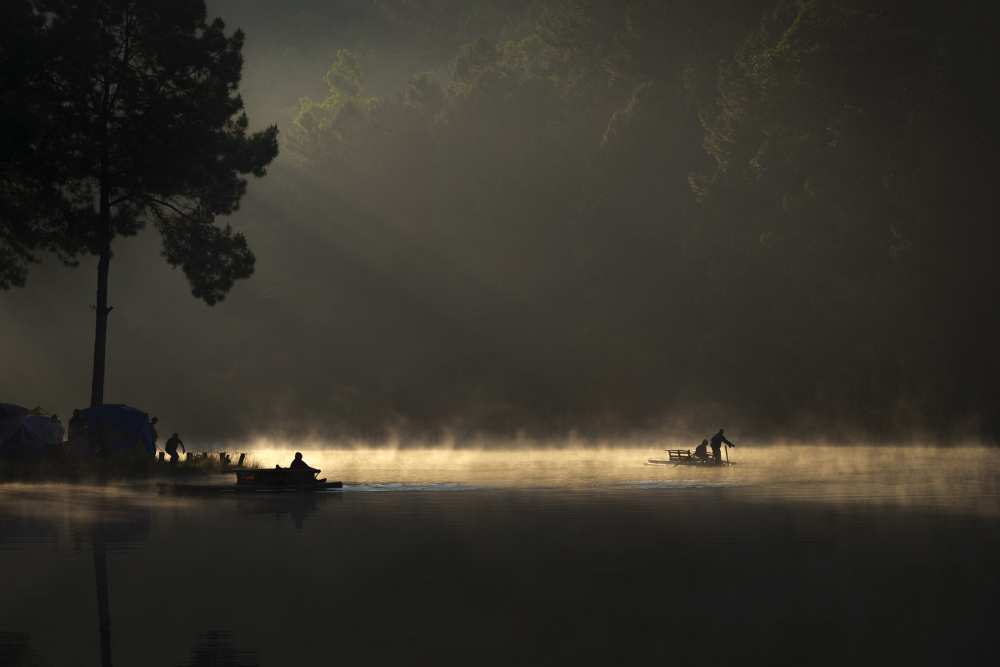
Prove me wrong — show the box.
[3,0,999,444]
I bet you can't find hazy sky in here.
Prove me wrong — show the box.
[3,1,996,445]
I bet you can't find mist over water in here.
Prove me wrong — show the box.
[222,443,1000,516]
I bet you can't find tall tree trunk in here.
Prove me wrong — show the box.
[90,130,112,408]
[90,245,111,408]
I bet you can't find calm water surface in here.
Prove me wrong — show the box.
[1,445,997,666]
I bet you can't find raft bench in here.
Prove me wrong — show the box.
[666,449,693,461]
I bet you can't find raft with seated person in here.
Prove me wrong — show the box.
[161,452,343,494]
[233,466,343,491]
[647,446,735,466]
[648,431,737,466]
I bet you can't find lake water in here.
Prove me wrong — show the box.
[1,445,997,666]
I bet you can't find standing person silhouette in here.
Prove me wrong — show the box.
[710,429,734,464]
[150,416,159,454]
[165,432,185,464]
[69,409,85,445]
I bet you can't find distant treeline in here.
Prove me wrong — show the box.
[4,1,998,441]
[283,0,1000,441]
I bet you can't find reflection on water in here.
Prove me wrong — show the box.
[181,632,258,667]
[1,445,997,666]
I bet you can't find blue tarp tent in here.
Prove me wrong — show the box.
[0,403,65,460]
[0,404,29,443]
[76,404,155,457]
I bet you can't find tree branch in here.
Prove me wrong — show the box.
[109,190,137,206]
[147,197,201,223]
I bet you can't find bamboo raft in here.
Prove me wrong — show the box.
[161,466,343,494]
[647,449,735,466]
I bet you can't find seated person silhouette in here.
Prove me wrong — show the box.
[289,452,316,472]
[694,439,710,460]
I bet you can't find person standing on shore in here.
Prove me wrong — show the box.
[165,432,185,464]
[68,410,85,446]
[150,416,159,452]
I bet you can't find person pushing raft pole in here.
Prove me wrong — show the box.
[709,429,735,464]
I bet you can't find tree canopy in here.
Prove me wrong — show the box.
[0,2,79,289]
[283,0,1000,438]
[1,0,278,406]
[2,0,278,302]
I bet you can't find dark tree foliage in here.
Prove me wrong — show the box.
[693,0,1000,435]
[285,0,1000,439]
[0,2,82,289]
[41,0,279,301]
[373,0,539,43]
[2,0,278,406]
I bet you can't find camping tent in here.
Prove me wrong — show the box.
[0,403,65,460]
[75,404,155,457]
[0,404,29,443]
